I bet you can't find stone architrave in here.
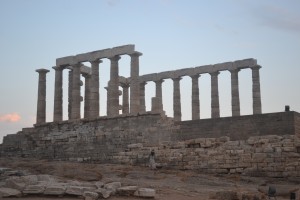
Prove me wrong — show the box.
[130,52,142,114]
[83,73,91,119]
[155,79,164,112]
[139,81,147,113]
[121,83,129,114]
[172,77,182,121]
[53,66,63,122]
[230,69,240,116]
[89,60,102,118]
[70,63,81,119]
[252,65,262,114]
[210,71,220,118]
[36,68,50,124]
[68,70,73,120]
[109,55,121,117]
[191,74,200,120]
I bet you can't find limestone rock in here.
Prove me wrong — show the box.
[66,185,95,196]
[104,182,121,194]
[44,184,66,195]
[94,181,104,188]
[5,175,39,191]
[117,185,138,196]
[134,188,156,198]
[215,191,238,200]
[0,187,22,198]
[83,191,99,200]
[96,188,113,199]
[23,184,46,194]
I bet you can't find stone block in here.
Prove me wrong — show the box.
[104,182,121,194]
[96,188,113,199]
[117,186,138,196]
[23,184,46,194]
[127,143,143,149]
[252,153,267,162]
[0,187,22,198]
[83,191,99,200]
[44,184,66,195]
[134,188,156,198]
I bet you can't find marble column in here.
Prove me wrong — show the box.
[252,65,262,114]
[121,83,129,114]
[155,79,164,112]
[83,73,91,119]
[53,66,63,122]
[130,52,142,114]
[36,68,49,124]
[70,63,81,119]
[68,70,73,120]
[89,60,101,118]
[230,69,240,116]
[109,55,121,117]
[210,71,220,118]
[172,77,182,121]
[139,81,147,113]
[191,74,200,120]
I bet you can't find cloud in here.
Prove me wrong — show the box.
[0,113,21,122]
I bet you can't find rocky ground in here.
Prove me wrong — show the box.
[0,158,299,200]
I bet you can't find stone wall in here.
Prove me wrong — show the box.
[0,112,300,177]
[116,134,300,178]
[175,111,300,141]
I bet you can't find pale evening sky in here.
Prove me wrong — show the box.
[0,0,299,143]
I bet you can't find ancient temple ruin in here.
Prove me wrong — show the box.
[1,45,300,177]
[35,44,262,124]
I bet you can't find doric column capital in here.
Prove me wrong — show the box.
[190,74,200,80]
[36,68,50,74]
[120,82,130,88]
[154,79,164,84]
[209,71,220,77]
[140,81,147,86]
[172,77,182,82]
[251,65,262,70]
[108,55,121,61]
[52,66,64,71]
[82,73,91,78]
[129,51,143,57]
[229,69,240,73]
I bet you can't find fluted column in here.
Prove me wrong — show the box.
[36,68,49,124]
[53,66,63,122]
[89,60,102,118]
[83,73,91,119]
[155,79,164,112]
[210,71,220,118]
[130,52,142,114]
[191,74,200,120]
[104,86,109,116]
[230,69,240,116]
[172,77,182,121]
[68,70,73,120]
[70,63,81,119]
[109,55,121,117]
[121,83,129,114]
[139,81,147,113]
[252,65,262,114]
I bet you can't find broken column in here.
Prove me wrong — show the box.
[130,52,142,114]
[191,74,200,120]
[230,69,240,116]
[210,71,220,118]
[36,68,50,124]
[53,66,63,122]
[252,65,262,114]
[173,77,182,121]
